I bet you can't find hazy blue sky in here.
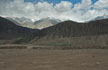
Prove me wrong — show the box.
[24,0,98,4]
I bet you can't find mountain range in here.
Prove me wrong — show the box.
[0,16,108,49]
[6,17,61,29]
[33,18,61,29]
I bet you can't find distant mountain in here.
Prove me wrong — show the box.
[33,18,61,29]
[93,15,108,21]
[6,17,35,29]
[6,17,19,25]
[0,16,39,44]
[6,17,61,29]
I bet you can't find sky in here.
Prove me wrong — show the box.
[24,0,98,5]
[0,0,108,22]
[24,0,82,5]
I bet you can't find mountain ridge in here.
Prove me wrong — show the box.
[0,16,39,44]
[1,16,108,48]
[6,17,62,29]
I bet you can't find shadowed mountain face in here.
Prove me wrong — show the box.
[32,19,108,47]
[39,19,108,38]
[0,17,39,44]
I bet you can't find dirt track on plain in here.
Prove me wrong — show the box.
[0,49,108,70]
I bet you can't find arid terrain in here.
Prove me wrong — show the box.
[0,49,108,70]
[0,0,108,70]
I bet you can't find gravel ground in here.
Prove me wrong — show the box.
[0,49,108,70]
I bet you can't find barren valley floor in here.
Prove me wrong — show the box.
[0,49,108,70]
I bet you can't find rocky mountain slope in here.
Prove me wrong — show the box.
[39,19,108,37]
[0,16,39,44]
[31,19,108,48]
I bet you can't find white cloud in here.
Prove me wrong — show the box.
[55,1,73,12]
[94,0,108,9]
[73,0,92,10]
[0,0,108,22]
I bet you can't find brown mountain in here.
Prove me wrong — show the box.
[32,19,108,48]
[39,19,108,37]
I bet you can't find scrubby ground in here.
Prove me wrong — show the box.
[0,49,108,70]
